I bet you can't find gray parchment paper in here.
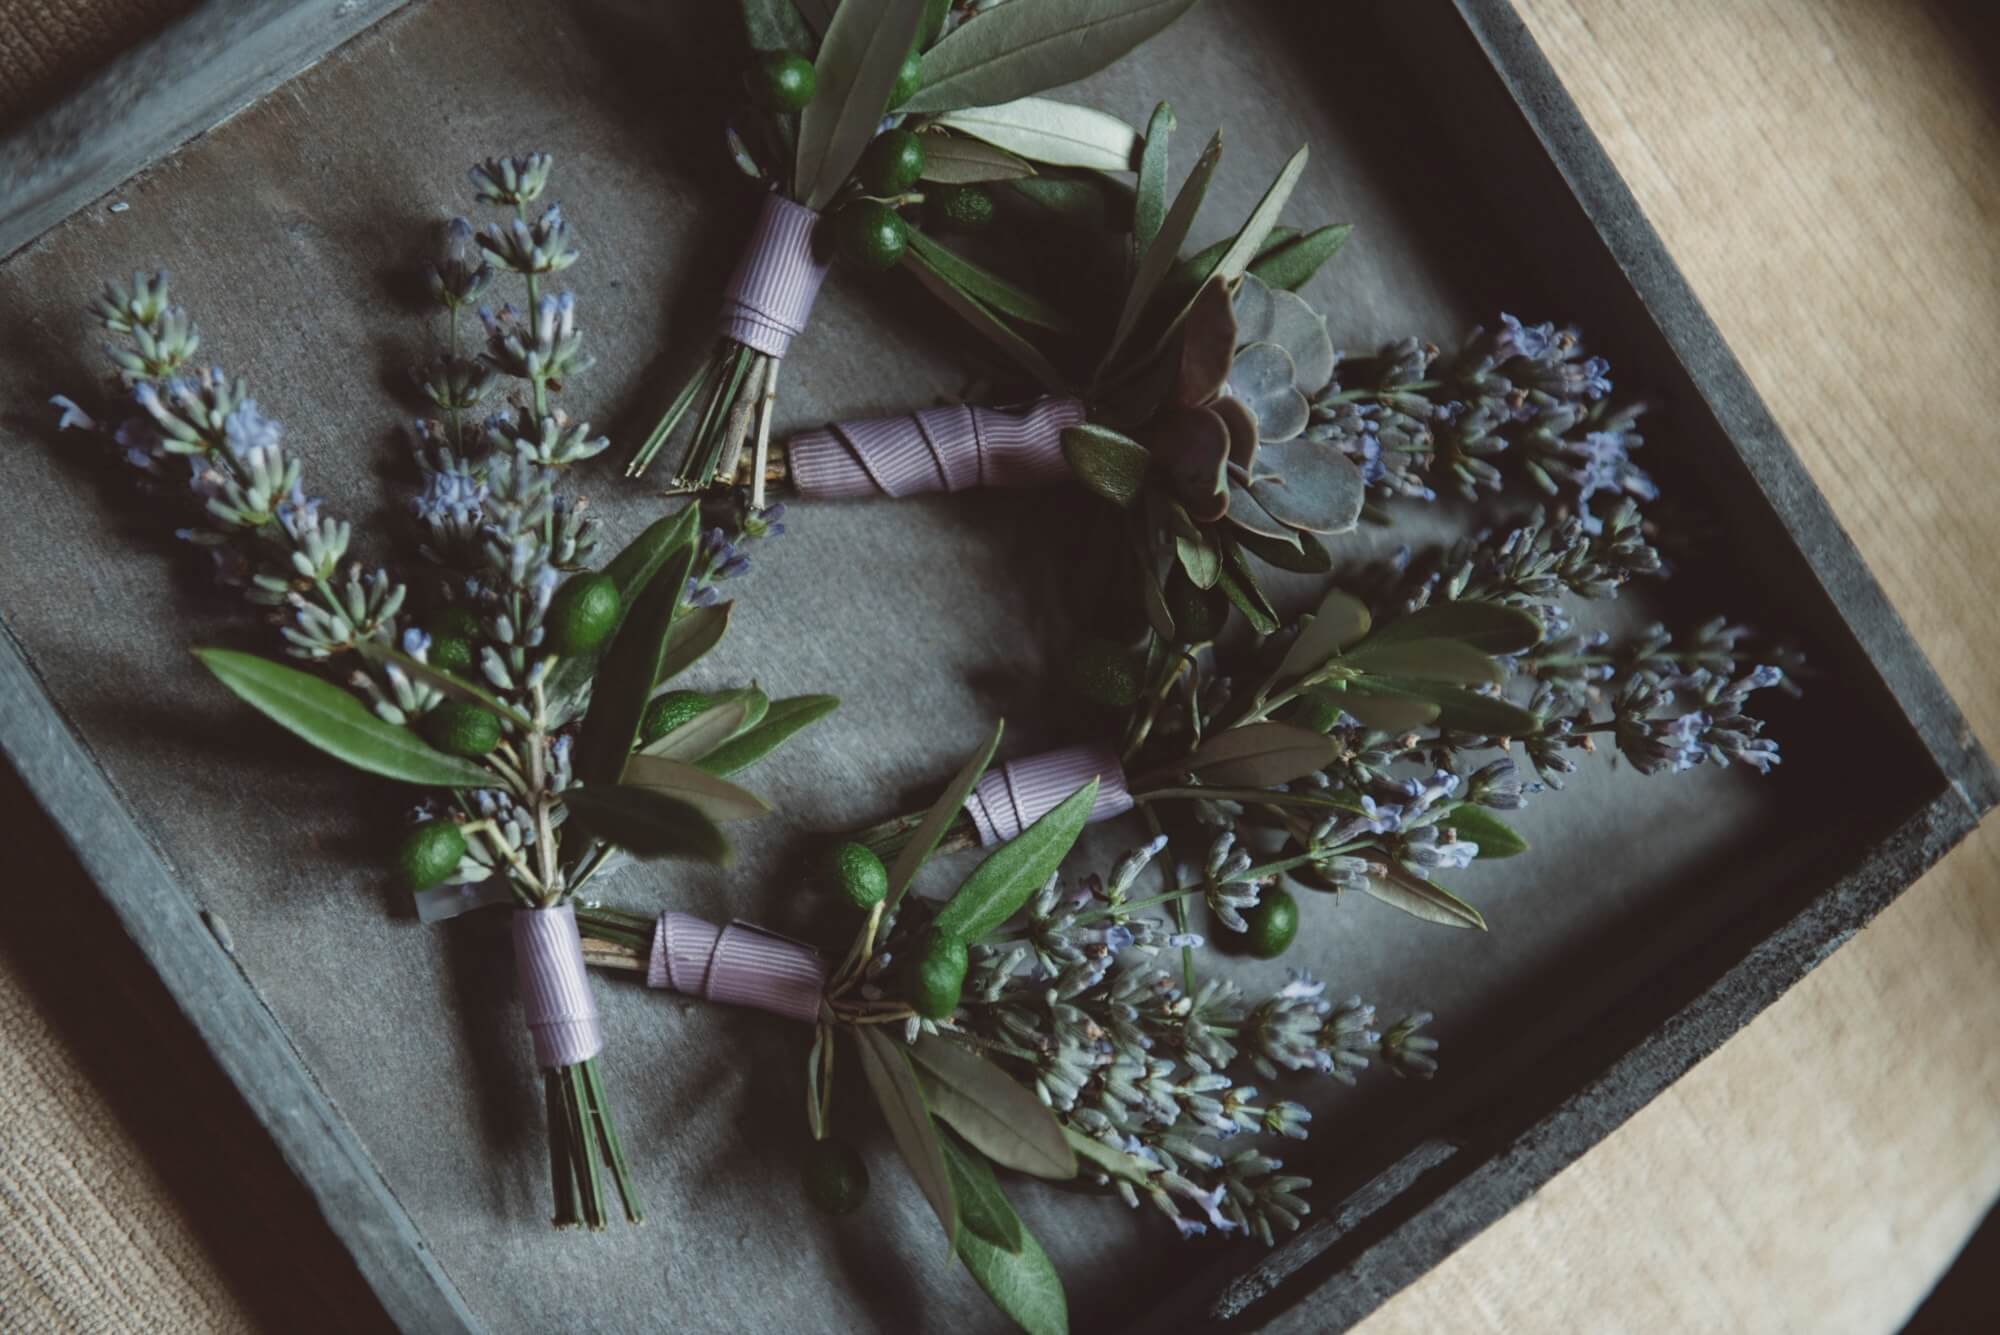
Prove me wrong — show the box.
[0,2,1834,1330]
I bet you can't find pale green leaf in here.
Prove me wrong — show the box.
[698,694,840,777]
[904,0,1198,114]
[1133,101,1175,256]
[1275,588,1372,683]
[1441,803,1529,859]
[620,755,772,822]
[888,721,1004,909]
[911,1035,1077,1179]
[937,98,1140,171]
[1362,601,1543,655]
[918,134,1036,183]
[191,648,493,788]
[1102,129,1222,374]
[1342,637,1504,686]
[635,696,755,763]
[655,601,734,686]
[1248,222,1352,292]
[938,1135,1023,1252]
[932,778,1099,942]
[1185,721,1335,787]
[955,1198,1068,1335]
[796,0,929,210]
[1362,859,1486,930]
[855,1026,957,1252]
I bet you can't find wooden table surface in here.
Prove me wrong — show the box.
[3,2,1997,1331]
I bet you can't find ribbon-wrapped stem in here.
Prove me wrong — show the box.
[771,396,1088,500]
[572,908,829,1027]
[514,905,641,1228]
[844,742,1136,864]
[628,194,828,497]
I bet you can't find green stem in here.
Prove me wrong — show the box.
[582,1059,643,1224]
[546,1070,579,1227]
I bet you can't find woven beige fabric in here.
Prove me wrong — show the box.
[0,0,194,127]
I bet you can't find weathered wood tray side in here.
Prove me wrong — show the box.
[0,2,1990,1333]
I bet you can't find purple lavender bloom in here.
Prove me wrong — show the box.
[49,394,97,431]
[222,400,283,459]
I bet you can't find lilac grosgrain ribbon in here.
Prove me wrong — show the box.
[720,194,830,359]
[646,914,827,1025]
[962,742,1135,847]
[787,396,1088,499]
[512,905,603,1069]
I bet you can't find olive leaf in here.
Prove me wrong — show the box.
[1064,1127,1151,1184]
[1441,803,1528,859]
[1331,688,1440,733]
[741,0,814,52]
[545,505,702,713]
[1139,145,1309,365]
[1006,175,1122,229]
[1161,226,1296,317]
[1217,541,1279,634]
[1185,721,1335,787]
[655,601,733,686]
[1133,101,1175,256]
[1175,528,1221,589]
[1102,129,1222,376]
[1062,423,1150,506]
[903,256,1071,392]
[1276,587,1372,683]
[619,755,771,822]
[190,648,494,788]
[920,0,951,46]
[854,1025,957,1253]
[1349,678,1538,737]
[938,1134,1023,1252]
[932,778,1099,942]
[1233,525,1332,573]
[574,541,699,786]
[635,695,755,763]
[888,720,1005,909]
[910,1036,1077,1179]
[1342,637,1504,686]
[796,0,928,210]
[352,640,533,730]
[952,1167,1068,1335]
[1362,600,1543,655]
[1361,859,1486,930]
[918,134,1036,183]
[937,98,1140,171]
[1248,222,1352,292]
[902,0,1199,114]
[905,230,1074,333]
[698,694,840,777]
[560,785,731,863]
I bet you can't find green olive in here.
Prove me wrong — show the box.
[829,841,888,908]
[1240,885,1301,959]
[544,572,620,658]
[753,51,817,112]
[1067,637,1144,709]
[909,932,968,1020]
[927,183,994,231]
[858,129,925,195]
[421,700,502,758]
[396,820,468,891]
[802,1137,868,1215]
[835,200,909,270]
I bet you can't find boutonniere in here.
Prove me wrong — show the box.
[624,0,1198,503]
[50,155,835,1231]
[573,722,1435,1335]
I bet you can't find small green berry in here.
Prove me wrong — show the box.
[1240,886,1301,959]
[909,932,968,1020]
[429,606,483,641]
[888,47,923,108]
[1067,637,1144,709]
[1164,565,1229,644]
[802,1137,868,1215]
[545,573,621,658]
[421,700,502,757]
[753,51,817,111]
[835,200,909,270]
[425,633,475,676]
[858,129,925,195]
[927,183,994,231]
[395,820,467,892]
[829,842,888,908]
[639,690,713,745]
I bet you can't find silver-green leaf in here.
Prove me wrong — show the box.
[888,721,1004,909]
[902,0,1198,114]
[619,755,772,822]
[1275,588,1371,683]
[697,694,840,777]
[191,648,495,788]
[796,0,928,210]
[854,1025,957,1253]
[932,778,1099,942]
[1362,859,1487,930]
[1185,721,1335,787]
[918,134,1037,184]
[937,98,1140,171]
[911,1035,1077,1179]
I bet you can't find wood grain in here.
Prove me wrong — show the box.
[1362,1,2000,1330]
[1,1,1997,1331]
